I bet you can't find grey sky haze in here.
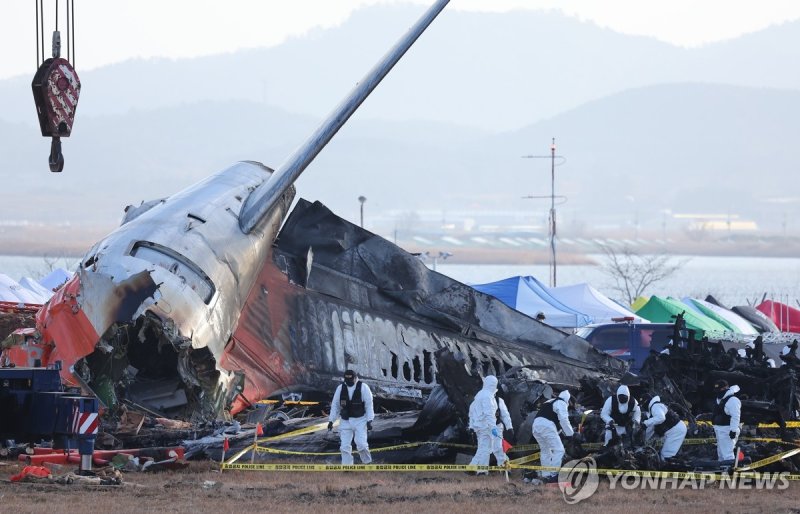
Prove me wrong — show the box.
[2,0,800,79]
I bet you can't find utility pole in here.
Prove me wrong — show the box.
[522,138,565,287]
[358,196,367,228]
[548,139,556,287]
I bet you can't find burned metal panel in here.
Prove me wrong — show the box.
[221,202,626,416]
[231,199,628,405]
[274,199,626,374]
[286,290,620,394]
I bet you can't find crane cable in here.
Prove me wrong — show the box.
[32,0,80,173]
[35,0,76,67]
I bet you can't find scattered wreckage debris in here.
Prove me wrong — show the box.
[0,302,38,343]
[11,465,122,485]
[20,446,186,472]
[414,348,623,447]
[635,318,800,438]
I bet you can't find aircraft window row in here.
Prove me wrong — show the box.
[383,350,435,384]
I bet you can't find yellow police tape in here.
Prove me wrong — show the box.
[760,421,800,428]
[254,441,476,457]
[694,420,800,429]
[738,447,800,471]
[260,420,332,442]
[509,452,540,466]
[224,463,508,472]
[247,437,780,459]
[223,425,800,478]
[242,433,796,457]
[257,400,321,406]
[221,459,800,482]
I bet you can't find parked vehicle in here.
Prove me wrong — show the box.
[576,319,675,372]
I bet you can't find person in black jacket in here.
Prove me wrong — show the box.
[712,380,741,461]
[327,370,375,465]
[642,395,686,459]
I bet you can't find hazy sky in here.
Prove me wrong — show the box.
[2,0,800,79]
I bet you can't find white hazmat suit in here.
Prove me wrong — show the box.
[531,390,574,479]
[600,385,641,445]
[329,379,375,465]
[468,375,507,472]
[643,396,686,459]
[713,385,742,461]
[493,397,513,464]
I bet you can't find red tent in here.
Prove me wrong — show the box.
[756,300,800,333]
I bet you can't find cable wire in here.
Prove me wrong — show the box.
[40,0,45,63]
[72,0,75,67]
[35,0,40,68]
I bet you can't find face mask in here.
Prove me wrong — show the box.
[617,394,629,404]
[344,378,355,386]
[716,389,727,400]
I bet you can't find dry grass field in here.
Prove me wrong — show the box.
[1,461,800,514]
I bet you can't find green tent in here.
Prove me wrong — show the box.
[683,298,742,334]
[634,296,729,338]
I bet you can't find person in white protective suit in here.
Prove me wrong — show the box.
[600,385,641,446]
[642,395,686,459]
[328,369,374,465]
[531,390,576,481]
[712,380,742,461]
[493,386,514,465]
[780,340,799,367]
[468,375,508,474]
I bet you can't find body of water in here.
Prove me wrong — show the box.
[0,255,80,282]
[2,254,799,309]
[435,254,800,308]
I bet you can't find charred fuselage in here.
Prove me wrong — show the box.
[31,0,626,420]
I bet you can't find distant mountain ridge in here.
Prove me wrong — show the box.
[1,83,797,233]
[1,4,798,242]
[1,5,800,130]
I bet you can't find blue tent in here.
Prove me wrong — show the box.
[472,276,592,328]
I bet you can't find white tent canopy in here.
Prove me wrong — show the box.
[682,297,759,335]
[471,276,592,328]
[39,268,73,291]
[19,277,56,302]
[0,273,46,304]
[549,283,648,324]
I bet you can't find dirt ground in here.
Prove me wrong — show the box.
[1,461,800,514]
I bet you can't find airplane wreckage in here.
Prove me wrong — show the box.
[7,0,800,470]
[28,0,623,421]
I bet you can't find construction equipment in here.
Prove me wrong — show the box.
[0,363,99,474]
